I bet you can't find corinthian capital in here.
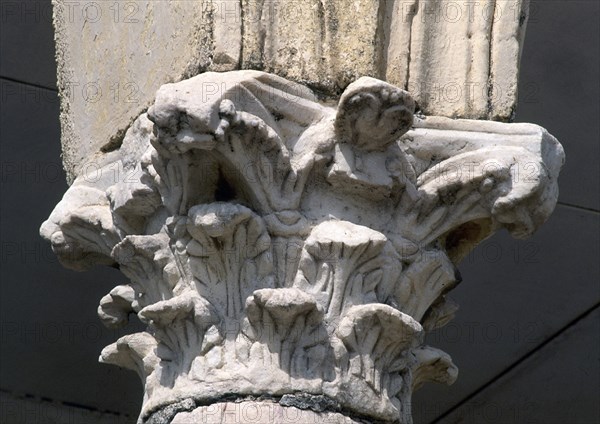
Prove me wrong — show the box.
[41,71,564,423]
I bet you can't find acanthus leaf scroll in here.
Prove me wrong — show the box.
[41,70,564,423]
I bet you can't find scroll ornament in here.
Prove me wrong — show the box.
[41,71,564,423]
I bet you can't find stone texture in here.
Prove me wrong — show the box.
[53,0,213,183]
[52,0,531,183]
[170,401,362,424]
[41,71,563,423]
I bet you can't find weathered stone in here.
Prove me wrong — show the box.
[41,71,564,423]
[53,0,531,182]
[170,401,362,424]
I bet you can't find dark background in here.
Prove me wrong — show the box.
[1,1,598,423]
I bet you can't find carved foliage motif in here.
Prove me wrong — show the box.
[41,71,564,423]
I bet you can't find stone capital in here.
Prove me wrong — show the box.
[41,71,563,423]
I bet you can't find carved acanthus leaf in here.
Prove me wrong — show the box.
[41,71,564,424]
